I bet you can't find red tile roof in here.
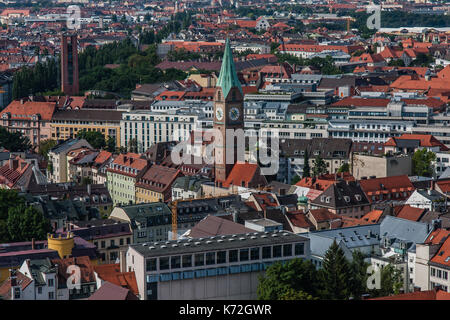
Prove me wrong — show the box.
[431,236,450,267]
[371,289,450,300]
[425,228,450,245]
[2,100,56,121]
[361,209,384,223]
[93,264,139,296]
[395,205,426,222]
[359,175,415,202]
[221,162,267,188]
[384,134,449,151]
[286,210,314,229]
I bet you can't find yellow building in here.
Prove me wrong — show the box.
[51,109,122,148]
[47,232,75,259]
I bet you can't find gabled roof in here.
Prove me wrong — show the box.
[88,281,138,300]
[361,209,384,224]
[93,263,139,297]
[431,235,450,267]
[359,175,415,198]
[216,38,242,99]
[395,205,426,222]
[186,215,254,238]
[221,162,267,188]
[385,134,449,151]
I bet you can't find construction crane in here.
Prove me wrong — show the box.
[171,200,178,240]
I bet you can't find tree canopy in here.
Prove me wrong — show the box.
[0,127,31,152]
[412,148,436,177]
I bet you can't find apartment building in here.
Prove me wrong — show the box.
[120,109,203,153]
[106,153,149,206]
[51,109,122,148]
[135,165,182,203]
[1,99,55,147]
[65,220,133,264]
[125,230,310,300]
[47,138,93,183]
[109,202,173,244]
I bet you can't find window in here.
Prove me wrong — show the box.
[262,246,272,259]
[159,257,170,270]
[217,251,226,264]
[182,255,192,268]
[171,256,181,269]
[229,250,238,263]
[101,241,106,248]
[283,244,292,257]
[250,247,260,260]
[146,258,157,271]
[37,287,42,294]
[240,249,249,261]
[120,238,124,246]
[195,253,205,266]
[273,245,282,258]
[295,243,305,255]
[206,252,216,265]
[48,279,54,287]
[48,291,54,300]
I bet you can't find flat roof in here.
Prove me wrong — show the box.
[129,230,308,258]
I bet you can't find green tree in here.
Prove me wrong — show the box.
[0,189,25,220]
[6,205,52,242]
[412,148,436,177]
[38,139,57,160]
[0,127,31,152]
[278,288,316,300]
[348,250,370,299]
[291,175,301,185]
[76,129,106,150]
[257,258,320,300]
[319,240,352,300]
[106,136,116,153]
[369,264,403,297]
[312,155,327,177]
[128,138,138,153]
[337,162,350,173]
[303,152,310,178]
[388,59,405,67]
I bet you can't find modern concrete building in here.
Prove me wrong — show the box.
[124,230,310,300]
[351,153,412,180]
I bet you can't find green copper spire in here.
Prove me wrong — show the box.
[216,38,243,99]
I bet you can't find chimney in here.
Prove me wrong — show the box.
[31,238,35,250]
[232,210,238,223]
[87,184,91,195]
[430,180,435,191]
[279,188,286,196]
[9,155,14,170]
[9,269,17,287]
[119,250,127,273]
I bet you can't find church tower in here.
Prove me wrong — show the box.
[214,39,244,185]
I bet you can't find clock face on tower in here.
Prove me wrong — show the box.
[229,107,240,121]
[215,107,224,121]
